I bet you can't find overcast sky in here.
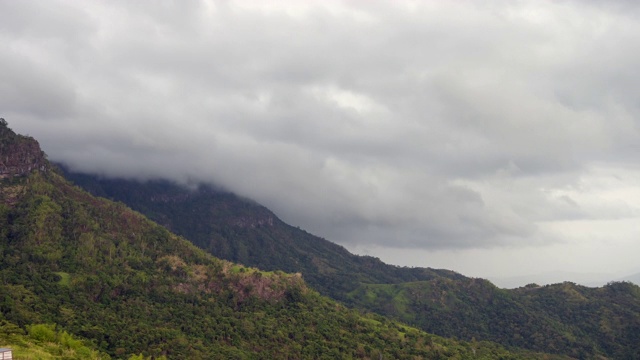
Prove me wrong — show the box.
[3,0,640,286]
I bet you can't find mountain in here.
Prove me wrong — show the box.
[488,271,617,289]
[57,169,466,299]
[347,279,640,359]
[0,120,552,359]
[0,118,49,180]
[59,162,640,359]
[619,271,640,286]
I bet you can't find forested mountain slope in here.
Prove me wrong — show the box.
[0,120,556,359]
[58,169,465,298]
[61,164,640,359]
[347,278,640,359]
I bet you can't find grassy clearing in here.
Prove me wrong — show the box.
[54,272,71,286]
[1,339,105,360]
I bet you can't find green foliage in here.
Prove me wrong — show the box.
[60,169,466,298]
[28,324,56,342]
[344,278,640,359]
[60,167,640,359]
[0,320,109,359]
[0,169,553,359]
[53,272,71,286]
[128,354,166,360]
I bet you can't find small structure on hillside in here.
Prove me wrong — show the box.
[0,348,12,360]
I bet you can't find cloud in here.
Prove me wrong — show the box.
[3,0,640,256]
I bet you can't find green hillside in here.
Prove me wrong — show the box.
[346,278,640,359]
[58,170,466,299]
[0,120,555,359]
[0,321,109,359]
[59,166,640,359]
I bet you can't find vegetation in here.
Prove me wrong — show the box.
[59,169,466,298]
[0,320,109,359]
[345,278,640,359]
[62,168,640,359]
[0,122,555,359]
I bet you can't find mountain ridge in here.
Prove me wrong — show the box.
[0,119,553,359]
[57,168,466,300]
[58,164,640,359]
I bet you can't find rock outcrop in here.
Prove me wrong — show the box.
[0,118,49,178]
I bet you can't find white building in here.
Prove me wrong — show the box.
[0,348,12,360]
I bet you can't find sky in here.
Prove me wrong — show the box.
[2,0,640,286]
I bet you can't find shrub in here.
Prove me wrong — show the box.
[27,323,56,342]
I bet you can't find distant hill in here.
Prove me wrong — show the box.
[60,165,640,359]
[489,271,617,289]
[0,119,549,359]
[347,279,640,358]
[619,271,640,286]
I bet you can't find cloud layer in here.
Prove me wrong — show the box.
[3,1,640,274]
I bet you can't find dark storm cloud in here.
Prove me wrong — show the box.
[3,0,640,251]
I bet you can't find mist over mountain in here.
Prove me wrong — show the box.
[57,163,466,298]
[58,158,640,359]
[3,1,640,358]
[5,0,640,281]
[2,120,552,359]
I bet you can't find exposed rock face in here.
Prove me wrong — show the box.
[230,215,274,228]
[0,118,49,178]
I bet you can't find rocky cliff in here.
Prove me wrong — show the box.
[0,118,49,178]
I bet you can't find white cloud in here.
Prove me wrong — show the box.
[3,0,640,277]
